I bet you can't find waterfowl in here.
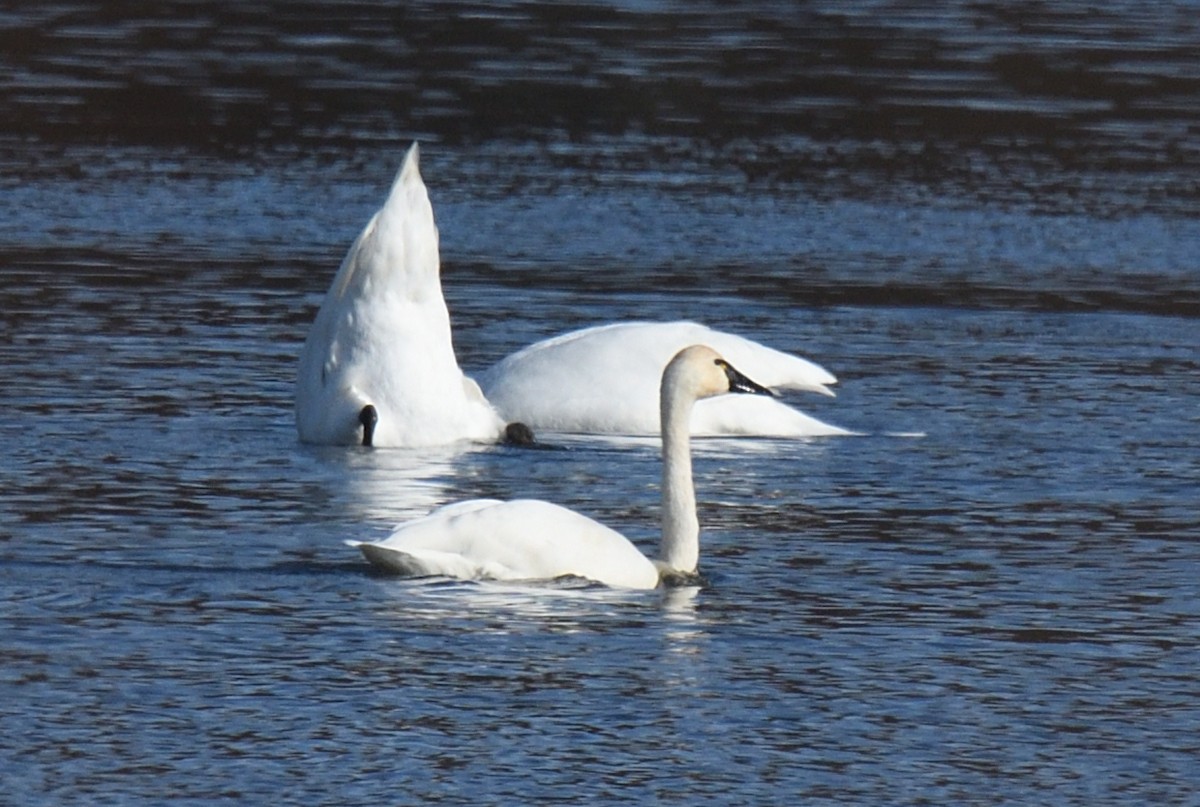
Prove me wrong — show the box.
[480,320,848,436]
[295,143,507,447]
[347,345,772,588]
[296,144,845,446]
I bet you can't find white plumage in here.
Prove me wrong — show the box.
[480,320,847,436]
[296,144,846,446]
[295,143,505,447]
[348,345,774,588]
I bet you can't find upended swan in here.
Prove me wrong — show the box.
[347,345,772,588]
[480,321,848,436]
[296,142,845,446]
[295,143,506,447]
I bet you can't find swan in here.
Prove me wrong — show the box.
[296,143,846,445]
[346,345,773,588]
[480,321,849,436]
[295,143,506,447]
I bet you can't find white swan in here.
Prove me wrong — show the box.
[347,345,773,588]
[296,143,846,445]
[480,321,849,436]
[295,143,506,447]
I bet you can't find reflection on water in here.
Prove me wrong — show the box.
[370,577,682,627]
[312,444,463,524]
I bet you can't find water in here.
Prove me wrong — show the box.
[2,2,1199,804]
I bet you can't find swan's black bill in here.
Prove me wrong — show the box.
[721,362,777,397]
[359,404,379,447]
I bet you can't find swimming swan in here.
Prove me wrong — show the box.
[480,321,849,436]
[346,345,773,588]
[295,143,506,447]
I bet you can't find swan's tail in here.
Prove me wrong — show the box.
[345,540,425,576]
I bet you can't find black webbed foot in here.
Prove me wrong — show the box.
[503,422,536,447]
[359,405,379,447]
[502,422,569,451]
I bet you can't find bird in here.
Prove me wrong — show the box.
[346,345,773,588]
[479,320,848,436]
[294,143,507,448]
[296,143,845,446]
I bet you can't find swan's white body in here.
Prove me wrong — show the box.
[353,498,662,589]
[348,345,768,588]
[295,143,505,447]
[480,321,849,436]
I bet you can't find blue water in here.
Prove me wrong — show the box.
[3,3,1199,804]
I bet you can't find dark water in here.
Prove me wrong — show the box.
[3,3,1199,804]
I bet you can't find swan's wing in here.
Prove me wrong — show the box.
[486,320,837,392]
[479,323,665,433]
[351,499,659,588]
[345,500,509,577]
[479,320,838,435]
[691,396,852,437]
[418,498,508,519]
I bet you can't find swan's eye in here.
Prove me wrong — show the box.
[714,359,727,369]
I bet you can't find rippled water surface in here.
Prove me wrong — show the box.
[3,3,1199,804]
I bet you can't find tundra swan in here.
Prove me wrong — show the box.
[296,143,845,445]
[295,143,506,447]
[480,320,848,436]
[347,345,772,588]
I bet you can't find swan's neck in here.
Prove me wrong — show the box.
[657,386,699,574]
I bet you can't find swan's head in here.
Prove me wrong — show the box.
[664,345,776,402]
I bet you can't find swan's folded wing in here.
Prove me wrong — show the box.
[352,499,660,588]
[479,325,664,433]
[690,396,852,437]
[479,321,838,436]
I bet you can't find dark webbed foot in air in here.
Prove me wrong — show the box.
[501,422,566,451]
[503,422,536,447]
[359,405,379,447]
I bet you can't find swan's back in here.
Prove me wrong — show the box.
[352,499,661,589]
[479,321,840,435]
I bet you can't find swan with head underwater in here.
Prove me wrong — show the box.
[347,344,774,588]
[295,143,510,448]
[481,320,849,437]
[295,142,847,447]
